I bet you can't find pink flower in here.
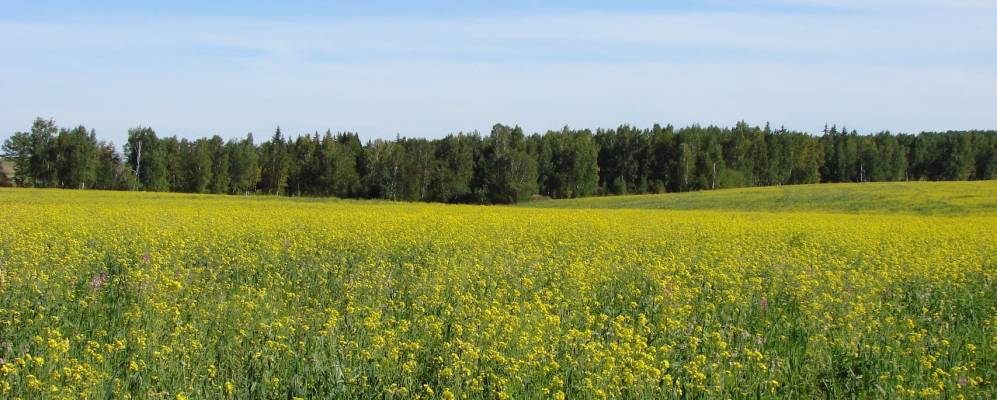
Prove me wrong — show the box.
[959,377,968,387]
[90,271,109,290]
[141,253,151,262]
[759,297,769,313]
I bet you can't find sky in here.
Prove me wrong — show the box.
[1,0,996,145]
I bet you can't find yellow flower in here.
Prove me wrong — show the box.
[2,183,996,399]
[26,374,42,391]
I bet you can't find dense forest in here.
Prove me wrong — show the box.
[2,118,995,203]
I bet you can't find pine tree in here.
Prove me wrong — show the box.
[260,127,290,195]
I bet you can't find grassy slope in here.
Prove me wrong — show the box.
[521,181,997,215]
[4,181,995,216]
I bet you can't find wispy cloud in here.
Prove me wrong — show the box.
[1,1,995,144]
[4,10,993,64]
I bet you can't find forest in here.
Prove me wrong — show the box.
[3,118,995,203]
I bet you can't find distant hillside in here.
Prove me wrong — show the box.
[520,181,997,216]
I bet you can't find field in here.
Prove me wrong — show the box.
[522,181,997,216]
[1,183,996,399]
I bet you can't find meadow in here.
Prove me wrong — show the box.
[1,182,996,399]
[522,181,997,216]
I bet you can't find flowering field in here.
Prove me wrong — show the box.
[1,185,996,399]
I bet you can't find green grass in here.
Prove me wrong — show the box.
[521,181,997,215]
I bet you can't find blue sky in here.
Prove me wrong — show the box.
[2,0,995,145]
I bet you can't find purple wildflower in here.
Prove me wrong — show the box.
[959,377,968,387]
[759,297,769,313]
[141,253,151,262]
[90,271,109,290]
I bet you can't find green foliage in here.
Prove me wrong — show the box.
[534,127,600,198]
[93,142,138,190]
[53,126,99,189]
[206,136,230,194]
[185,138,215,193]
[228,134,261,194]
[5,117,996,204]
[397,138,434,201]
[260,127,290,195]
[482,124,538,204]
[363,138,406,200]
[125,127,169,191]
[426,133,480,203]
[316,133,362,198]
[2,118,59,187]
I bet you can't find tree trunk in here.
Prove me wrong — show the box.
[711,161,717,190]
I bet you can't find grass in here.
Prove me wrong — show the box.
[520,181,997,215]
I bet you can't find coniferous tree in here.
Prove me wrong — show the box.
[939,133,975,180]
[5,116,995,202]
[286,133,317,196]
[974,133,997,180]
[260,127,290,195]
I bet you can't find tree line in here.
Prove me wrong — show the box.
[3,118,995,203]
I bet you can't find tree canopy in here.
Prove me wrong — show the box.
[4,117,996,203]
